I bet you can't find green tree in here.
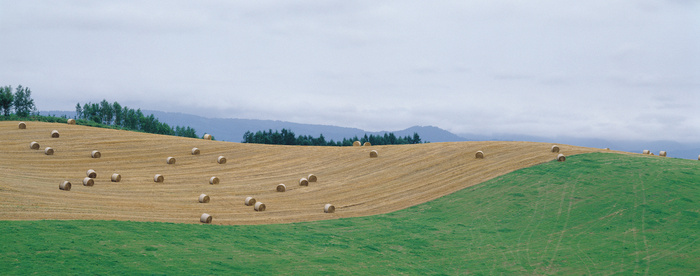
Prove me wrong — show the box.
[13,85,36,117]
[0,86,13,116]
[75,103,82,119]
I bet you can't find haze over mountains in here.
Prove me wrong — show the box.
[44,110,700,160]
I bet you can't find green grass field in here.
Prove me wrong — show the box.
[1,152,698,275]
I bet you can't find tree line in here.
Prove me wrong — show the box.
[242,129,423,146]
[0,85,37,117]
[76,100,199,138]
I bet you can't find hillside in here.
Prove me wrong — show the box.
[0,121,606,225]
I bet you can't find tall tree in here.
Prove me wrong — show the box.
[75,103,82,119]
[0,86,13,116]
[13,85,36,117]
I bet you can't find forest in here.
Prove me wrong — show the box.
[242,129,423,146]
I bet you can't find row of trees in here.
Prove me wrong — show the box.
[242,129,423,146]
[0,85,37,117]
[76,100,198,138]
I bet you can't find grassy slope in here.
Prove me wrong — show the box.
[1,152,698,275]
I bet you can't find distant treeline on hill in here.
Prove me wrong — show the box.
[242,129,423,146]
[75,100,199,138]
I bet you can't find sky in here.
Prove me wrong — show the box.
[1,1,699,142]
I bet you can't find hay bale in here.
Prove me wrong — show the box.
[299,178,309,186]
[59,181,71,191]
[200,213,212,223]
[324,203,335,213]
[551,145,560,153]
[44,147,54,155]
[18,122,26,129]
[698,154,700,161]
[30,141,40,150]
[245,197,256,206]
[111,173,121,182]
[203,134,212,140]
[51,130,60,138]
[254,202,266,211]
[369,150,378,158]
[166,157,176,164]
[199,194,210,203]
[556,153,566,162]
[605,148,610,150]
[91,150,101,158]
[363,142,371,146]
[217,156,226,164]
[642,149,650,154]
[276,183,286,192]
[154,174,164,183]
[475,150,484,159]
[67,119,76,125]
[659,151,667,157]
[191,147,200,155]
[209,176,219,185]
[82,177,94,186]
[86,169,97,178]
[308,174,317,182]
[353,141,361,146]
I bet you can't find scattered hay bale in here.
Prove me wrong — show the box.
[369,150,378,158]
[51,130,60,138]
[245,197,256,206]
[605,148,610,150]
[91,150,101,158]
[650,153,655,156]
[217,156,227,164]
[556,154,566,162]
[200,213,212,223]
[276,183,286,192]
[60,181,71,191]
[642,149,650,154]
[324,203,335,213]
[698,154,700,161]
[203,134,212,140]
[166,157,176,164]
[30,141,40,150]
[82,177,94,186]
[475,150,484,159]
[308,174,317,182]
[18,122,26,129]
[154,174,164,183]
[254,202,266,211]
[44,147,54,155]
[86,169,97,178]
[299,178,309,186]
[353,141,361,146]
[209,176,220,185]
[199,194,210,203]
[659,151,667,157]
[67,119,76,125]
[191,147,200,155]
[111,173,121,182]
[363,142,371,146]
[551,145,560,153]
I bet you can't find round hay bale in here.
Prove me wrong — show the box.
[604,148,610,150]
[67,119,76,125]
[200,213,212,223]
[276,183,286,192]
[659,151,667,157]
[475,150,484,159]
[30,141,40,150]
[91,150,101,158]
[556,153,566,162]
[642,149,650,154]
[18,122,26,129]
[154,174,164,183]
[324,203,335,213]
[86,169,97,178]
[59,181,71,191]
[363,142,371,146]
[245,197,256,206]
[299,178,309,186]
[44,147,54,155]
[191,147,200,155]
[217,156,227,164]
[209,176,219,185]
[353,141,361,146]
[82,177,94,186]
[698,154,700,161]
[203,134,212,140]
[166,157,176,164]
[111,173,121,182]
[551,145,560,153]
[51,130,60,138]
[199,194,210,203]
[369,150,378,158]
[254,202,266,211]
[308,174,317,182]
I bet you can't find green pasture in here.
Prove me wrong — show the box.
[1,153,698,274]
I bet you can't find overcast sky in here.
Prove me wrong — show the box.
[1,1,698,141]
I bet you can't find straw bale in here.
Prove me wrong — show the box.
[154,174,164,183]
[245,197,256,206]
[276,183,286,192]
[91,150,101,158]
[369,150,378,158]
[324,204,335,213]
[308,174,317,182]
[299,178,309,186]
[203,134,212,140]
[475,150,484,159]
[199,194,210,203]
[86,169,97,178]
[551,145,560,153]
[67,119,76,125]
[111,173,121,182]
[556,154,566,162]
[200,213,212,223]
[166,157,176,164]
[82,177,94,186]
[217,156,227,164]
[51,130,60,138]
[209,176,219,185]
[18,122,26,129]
[363,142,371,146]
[353,141,361,146]
[44,147,54,155]
[642,149,650,154]
[59,181,71,191]
[659,151,667,157]
[30,141,40,150]
[254,202,266,211]
[191,147,200,155]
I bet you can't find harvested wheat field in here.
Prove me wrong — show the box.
[0,121,617,225]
